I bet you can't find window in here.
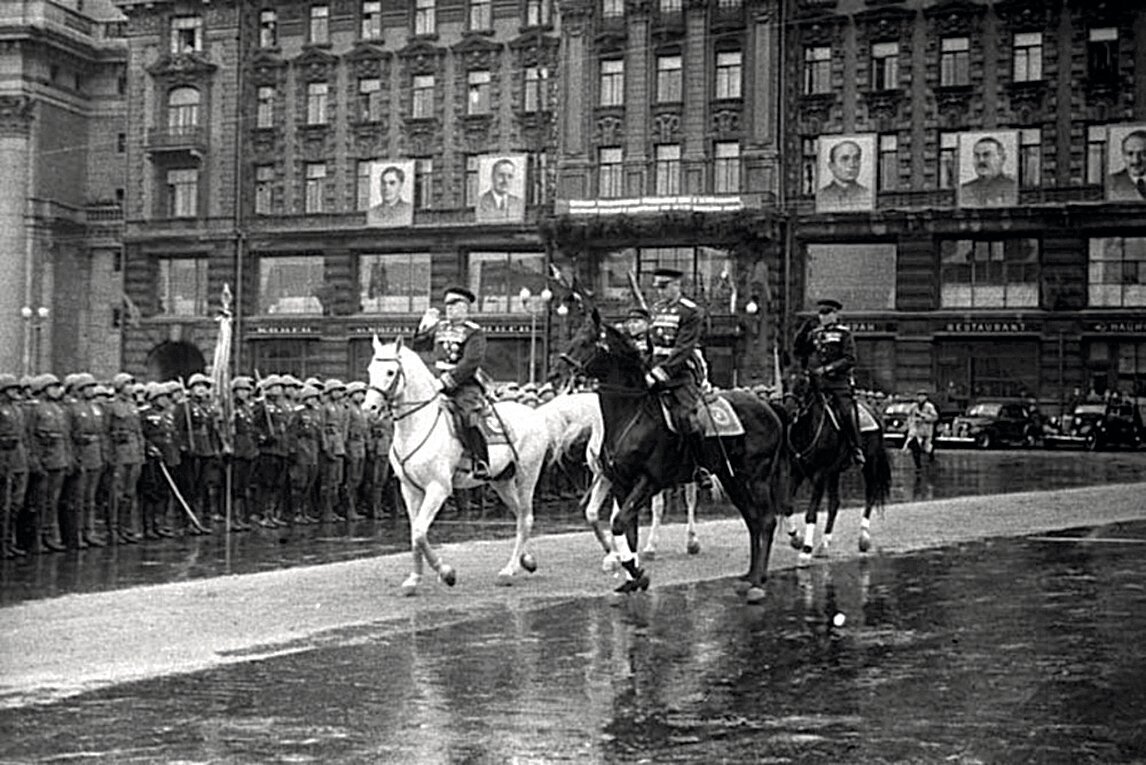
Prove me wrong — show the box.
[1089,237,1146,307]
[1087,27,1118,84]
[467,70,491,115]
[871,42,899,90]
[805,243,897,311]
[415,0,436,36]
[1013,32,1042,82]
[414,158,433,208]
[939,238,1040,308]
[250,340,319,379]
[878,133,898,192]
[801,138,816,196]
[714,141,740,194]
[117,132,126,153]
[659,0,682,12]
[304,162,326,213]
[524,66,549,112]
[259,256,325,315]
[166,168,198,217]
[412,74,435,118]
[255,165,275,215]
[600,59,624,107]
[1019,128,1041,188]
[306,82,328,125]
[309,5,329,45]
[469,0,491,32]
[1086,125,1107,186]
[803,46,831,95]
[361,1,382,39]
[715,51,742,99]
[158,258,208,316]
[256,86,275,128]
[939,131,958,190]
[359,253,432,313]
[467,252,547,314]
[167,87,200,131]
[525,0,551,27]
[170,16,202,54]
[528,151,548,206]
[940,37,970,86]
[259,9,277,48]
[599,147,623,198]
[654,144,681,196]
[602,0,624,18]
[356,160,374,211]
[357,77,383,122]
[466,155,480,206]
[656,54,682,103]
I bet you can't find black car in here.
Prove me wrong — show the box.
[880,399,914,447]
[940,399,1043,449]
[1046,400,1144,451]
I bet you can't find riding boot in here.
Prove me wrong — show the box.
[468,426,490,480]
[848,402,866,466]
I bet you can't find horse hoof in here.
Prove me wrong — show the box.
[788,533,802,551]
[614,570,650,594]
[400,574,421,597]
[859,532,872,553]
[733,578,752,594]
[439,565,457,587]
[642,549,656,561]
[496,572,514,587]
[814,545,830,559]
[520,552,538,573]
[746,587,766,604]
[798,550,812,566]
[686,539,701,555]
[602,553,620,574]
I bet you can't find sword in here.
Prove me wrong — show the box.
[159,461,208,533]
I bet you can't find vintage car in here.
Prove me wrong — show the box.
[939,399,1043,449]
[880,399,915,447]
[1046,401,1143,451]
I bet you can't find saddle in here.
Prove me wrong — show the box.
[441,398,511,445]
[654,392,746,437]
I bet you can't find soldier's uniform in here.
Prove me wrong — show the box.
[320,380,348,522]
[107,373,144,543]
[139,382,181,539]
[289,386,324,522]
[647,274,706,434]
[67,374,108,547]
[229,376,259,530]
[365,407,394,516]
[27,374,70,553]
[342,381,369,519]
[174,373,223,530]
[793,298,865,464]
[0,375,29,558]
[253,376,292,527]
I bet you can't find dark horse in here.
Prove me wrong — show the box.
[563,309,788,604]
[783,371,892,559]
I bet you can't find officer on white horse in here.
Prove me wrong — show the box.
[413,285,492,479]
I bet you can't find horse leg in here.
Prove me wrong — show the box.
[785,474,805,551]
[398,481,426,596]
[684,481,700,555]
[408,482,455,592]
[610,475,655,593]
[817,474,841,558]
[799,479,824,563]
[859,501,874,553]
[583,473,619,572]
[644,490,665,560]
[493,472,539,585]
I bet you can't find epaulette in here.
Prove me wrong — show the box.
[679,297,698,309]
[464,320,481,330]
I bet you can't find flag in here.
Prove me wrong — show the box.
[122,293,142,328]
[211,283,234,452]
[773,346,784,397]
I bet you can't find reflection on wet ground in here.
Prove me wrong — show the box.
[3,521,1145,762]
[2,449,1145,606]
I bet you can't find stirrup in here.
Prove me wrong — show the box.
[471,460,491,480]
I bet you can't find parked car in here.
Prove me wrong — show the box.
[1043,402,1107,449]
[939,399,1043,449]
[1046,400,1143,451]
[880,399,915,447]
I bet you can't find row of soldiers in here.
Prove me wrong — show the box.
[0,371,397,558]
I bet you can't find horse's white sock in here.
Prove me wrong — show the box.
[860,517,871,531]
[822,533,832,548]
[803,523,815,550]
[613,533,636,565]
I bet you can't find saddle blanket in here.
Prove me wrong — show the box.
[858,401,880,432]
[696,395,746,437]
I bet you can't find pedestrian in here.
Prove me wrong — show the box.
[905,388,939,469]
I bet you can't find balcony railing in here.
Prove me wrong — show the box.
[145,126,208,155]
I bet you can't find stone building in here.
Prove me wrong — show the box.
[785,0,1146,407]
[0,0,127,378]
[115,0,559,383]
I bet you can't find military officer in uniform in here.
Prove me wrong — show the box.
[229,376,259,531]
[319,379,348,522]
[622,307,654,363]
[107,373,144,543]
[175,372,223,531]
[289,384,324,523]
[413,286,493,479]
[0,374,29,557]
[139,382,180,539]
[342,381,369,520]
[794,298,866,465]
[646,267,707,447]
[253,375,291,527]
[28,374,70,552]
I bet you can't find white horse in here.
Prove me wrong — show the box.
[543,392,701,571]
[363,335,583,595]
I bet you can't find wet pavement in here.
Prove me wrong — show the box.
[2,519,1145,763]
[2,449,1145,606]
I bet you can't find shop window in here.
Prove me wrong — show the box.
[258,255,325,315]
[940,238,1040,308]
[467,252,547,314]
[805,243,896,311]
[1088,237,1146,307]
[158,257,208,316]
[358,253,432,313]
[250,340,319,380]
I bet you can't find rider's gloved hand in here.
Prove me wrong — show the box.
[418,307,440,333]
[644,372,658,389]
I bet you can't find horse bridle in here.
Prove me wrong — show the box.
[368,354,440,423]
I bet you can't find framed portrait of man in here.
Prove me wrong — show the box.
[475,154,527,223]
[1105,124,1146,202]
[957,131,1019,208]
[366,159,415,228]
[815,134,876,213]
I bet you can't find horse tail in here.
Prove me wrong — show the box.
[538,398,594,466]
[866,429,893,512]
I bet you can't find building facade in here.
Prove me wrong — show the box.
[0,0,127,378]
[116,0,560,384]
[785,0,1146,408]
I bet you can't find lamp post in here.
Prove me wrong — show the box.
[518,286,552,385]
[20,305,50,377]
[739,296,761,388]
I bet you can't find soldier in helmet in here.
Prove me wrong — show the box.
[342,380,369,520]
[139,382,181,538]
[320,379,348,522]
[253,374,291,527]
[107,372,144,543]
[175,372,223,532]
[364,401,394,518]
[67,373,107,547]
[794,298,866,465]
[228,376,258,531]
[0,374,29,558]
[26,374,69,552]
[289,384,324,523]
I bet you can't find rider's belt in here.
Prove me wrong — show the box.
[652,347,673,357]
[435,361,457,371]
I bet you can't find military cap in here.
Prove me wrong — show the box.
[652,267,684,281]
[443,285,476,304]
[145,382,167,400]
[62,373,83,391]
[299,384,321,400]
[304,376,323,389]
[231,375,254,391]
[130,382,148,396]
[163,380,183,397]
[72,372,98,391]
[112,372,136,390]
[93,384,114,397]
[0,374,20,391]
[188,372,212,388]
[523,382,538,392]
[18,375,34,390]
[35,373,62,392]
[258,374,282,390]
[345,380,367,394]
[816,298,843,312]
[916,388,930,396]
[281,374,303,388]
[626,307,651,321]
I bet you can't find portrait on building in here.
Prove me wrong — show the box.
[475,154,527,223]
[366,160,415,228]
[1105,124,1146,202]
[957,131,1018,208]
[815,134,876,213]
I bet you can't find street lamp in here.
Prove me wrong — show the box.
[519,286,552,385]
[20,305,50,376]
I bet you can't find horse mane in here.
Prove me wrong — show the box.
[370,336,437,393]
[596,321,648,385]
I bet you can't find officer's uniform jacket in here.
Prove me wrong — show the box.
[252,397,291,458]
[142,406,181,468]
[795,320,857,392]
[289,405,324,467]
[0,398,28,474]
[29,399,71,472]
[412,318,487,394]
[231,400,261,461]
[345,403,368,461]
[176,397,222,457]
[69,398,106,471]
[367,410,393,459]
[648,296,705,385]
[322,400,348,458]
[107,397,144,466]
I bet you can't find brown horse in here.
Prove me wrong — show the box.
[563,309,788,604]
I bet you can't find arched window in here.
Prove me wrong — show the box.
[167,87,200,131]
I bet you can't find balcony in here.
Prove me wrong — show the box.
[146,126,207,158]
